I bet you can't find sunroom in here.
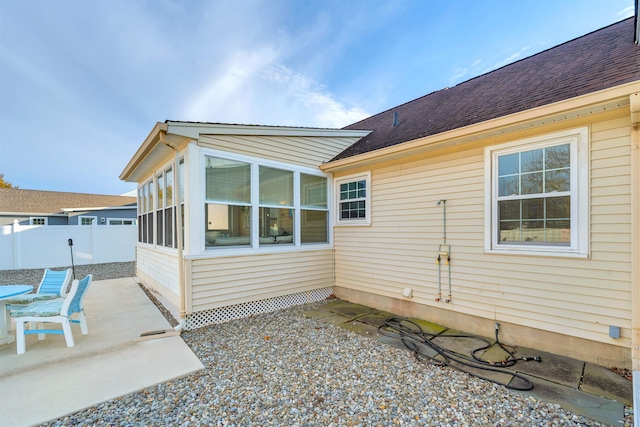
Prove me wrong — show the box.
[120,121,368,329]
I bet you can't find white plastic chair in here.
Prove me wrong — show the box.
[10,274,92,355]
[5,268,72,306]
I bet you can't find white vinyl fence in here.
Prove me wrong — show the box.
[0,221,137,270]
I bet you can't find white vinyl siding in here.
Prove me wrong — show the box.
[190,249,333,313]
[333,115,631,348]
[199,134,360,168]
[136,245,180,305]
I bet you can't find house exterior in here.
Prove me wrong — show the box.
[0,188,137,226]
[121,14,639,383]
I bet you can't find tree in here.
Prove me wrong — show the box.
[0,174,17,188]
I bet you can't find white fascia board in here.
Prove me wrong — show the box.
[166,121,371,139]
[0,212,67,217]
[62,206,137,212]
[120,122,169,181]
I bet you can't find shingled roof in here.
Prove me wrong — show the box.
[0,188,136,215]
[335,17,640,161]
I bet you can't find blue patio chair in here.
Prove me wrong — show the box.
[10,274,92,355]
[5,268,73,307]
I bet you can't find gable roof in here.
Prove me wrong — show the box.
[0,188,136,216]
[334,17,640,161]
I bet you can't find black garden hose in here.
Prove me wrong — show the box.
[378,317,541,391]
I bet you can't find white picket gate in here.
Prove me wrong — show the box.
[0,220,137,270]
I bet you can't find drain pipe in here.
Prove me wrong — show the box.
[159,130,186,332]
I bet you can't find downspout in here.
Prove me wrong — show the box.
[630,92,640,427]
[159,130,187,332]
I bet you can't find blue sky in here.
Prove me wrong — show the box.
[0,0,634,195]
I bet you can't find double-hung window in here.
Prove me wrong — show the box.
[335,172,371,225]
[485,127,589,257]
[204,154,330,248]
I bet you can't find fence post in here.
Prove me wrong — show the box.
[91,219,97,262]
[12,219,20,270]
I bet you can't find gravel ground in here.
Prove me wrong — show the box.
[42,304,632,427]
[0,262,135,286]
[0,264,634,426]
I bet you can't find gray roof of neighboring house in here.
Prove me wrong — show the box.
[335,17,640,161]
[0,188,136,215]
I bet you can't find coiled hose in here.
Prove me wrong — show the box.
[378,317,541,391]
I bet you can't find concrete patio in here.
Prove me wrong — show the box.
[0,277,204,427]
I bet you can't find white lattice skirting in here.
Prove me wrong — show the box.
[185,287,333,330]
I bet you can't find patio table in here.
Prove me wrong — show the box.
[0,285,34,345]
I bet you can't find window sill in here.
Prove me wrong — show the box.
[191,243,334,259]
[485,246,589,259]
[334,220,371,226]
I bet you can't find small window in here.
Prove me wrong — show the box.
[485,127,589,257]
[30,217,47,225]
[79,216,97,226]
[335,172,371,225]
[108,219,134,225]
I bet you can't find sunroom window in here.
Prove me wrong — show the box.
[259,166,293,245]
[485,127,588,257]
[137,180,153,244]
[204,154,329,248]
[205,158,251,247]
[301,173,328,243]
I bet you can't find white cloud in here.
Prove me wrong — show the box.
[262,65,369,128]
[182,48,368,129]
[184,47,281,121]
[617,6,634,18]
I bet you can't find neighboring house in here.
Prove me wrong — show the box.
[120,14,639,382]
[0,188,137,226]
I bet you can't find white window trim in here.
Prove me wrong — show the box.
[29,217,47,225]
[484,127,589,258]
[79,215,97,225]
[334,171,371,226]
[200,147,333,253]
